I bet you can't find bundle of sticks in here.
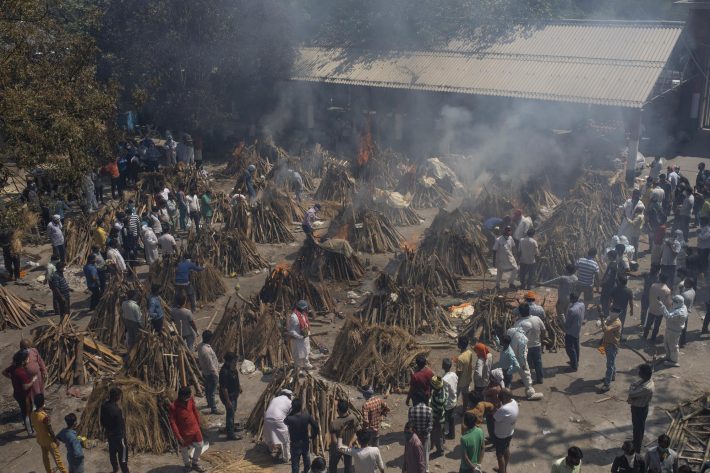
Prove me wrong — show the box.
[410,177,452,209]
[0,285,37,330]
[148,257,226,305]
[89,276,148,348]
[395,247,460,296]
[322,317,428,393]
[373,202,421,226]
[247,202,295,244]
[64,215,94,266]
[263,186,306,223]
[202,451,275,473]
[518,178,560,219]
[246,369,360,455]
[665,393,710,469]
[222,142,273,177]
[327,206,404,254]
[293,236,365,282]
[461,187,516,219]
[535,193,621,282]
[189,229,268,276]
[259,264,334,313]
[32,318,122,386]
[357,273,453,335]
[211,299,291,370]
[123,320,204,395]
[314,165,356,203]
[419,208,489,276]
[79,376,179,454]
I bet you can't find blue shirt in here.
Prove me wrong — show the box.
[148,295,164,321]
[56,427,83,461]
[175,260,203,285]
[83,263,99,289]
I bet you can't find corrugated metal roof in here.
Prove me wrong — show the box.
[292,20,684,108]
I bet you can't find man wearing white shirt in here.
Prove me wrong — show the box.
[493,226,518,290]
[106,240,126,275]
[441,358,458,440]
[339,430,385,473]
[493,389,518,473]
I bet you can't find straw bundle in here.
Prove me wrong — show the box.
[0,285,37,330]
[293,237,365,282]
[395,248,460,296]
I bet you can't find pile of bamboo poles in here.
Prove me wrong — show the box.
[357,273,453,335]
[221,142,273,177]
[246,370,360,455]
[211,299,291,370]
[314,165,356,203]
[458,294,515,346]
[666,393,710,469]
[32,318,122,386]
[189,229,268,276]
[410,177,452,209]
[78,376,179,454]
[327,206,404,254]
[122,320,203,395]
[258,265,334,313]
[293,237,365,282]
[89,277,143,348]
[374,202,421,226]
[419,208,489,276]
[322,317,428,393]
[263,186,306,223]
[461,187,516,219]
[148,257,226,305]
[64,215,94,266]
[395,248,460,296]
[247,202,295,244]
[0,285,37,330]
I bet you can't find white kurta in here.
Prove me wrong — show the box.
[493,235,518,271]
[142,227,159,265]
[264,395,292,450]
[288,311,311,367]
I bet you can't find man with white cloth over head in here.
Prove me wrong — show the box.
[288,300,313,381]
[264,389,293,463]
[659,295,688,367]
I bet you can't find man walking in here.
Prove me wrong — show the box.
[197,330,221,415]
[513,303,546,384]
[540,264,577,318]
[83,254,101,311]
[171,294,198,350]
[284,398,319,473]
[518,228,539,289]
[408,391,432,473]
[575,249,599,306]
[121,290,143,350]
[361,385,389,447]
[563,293,585,372]
[627,364,654,453]
[403,422,425,473]
[599,309,622,392]
[47,215,65,263]
[441,358,458,440]
[493,226,518,290]
[168,386,206,472]
[644,274,671,342]
[100,387,130,473]
[219,352,242,441]
[175,254,204,312]
[31,394,68,473]
[49,262,71,322]
[659,295,688,367]
[329,399,359,473]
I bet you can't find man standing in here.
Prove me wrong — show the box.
[627,364,654,453]
[288,300,313,381]
[660,230,682,287]
[264,389,293,463]
[599,309,622,392]
[518,228,539,289]
[460,412,484,473]
[659,295,688,367]
[100,387,130,473]
[644,274,671,342]
[302,203,321,236]
[121,290,143,350]
[219,352,242,441]
[141,223,159,265]
[3,351,36,436]
[169,386,206,473]
[599,250,620,316]
[429,376,447,458]
[493,389,518,473]
[575,249,600,306]
[171,294,198,350]
[284,398,319,473]
[514,303,546,384]
[645,435,677,473]
[158,227,177,259]
[339,430,385,473]
[49,262,71,322]
[648,156,663,181]
[493,226,518,290]
[512,209,532,243]
[406,355,434,406]
[47,215,65,263]
[175,254,204,313]
[83,255,101,311]
[678,277,696,348]
[200,190,213,228]
[147,284,164,333]
[455,337,473,411]
[609,277,634,338]
[540,264,578,318]
[441,358,458,440]
[56,413,84,473]
[361,385,390,447]
[403,422,425,473]
[329,399,360,473]
[676,188,694,241]
[31,394,68,473]
[563,293,585,372]
[551,446,583,473]
[197,330,221,415]
[611,441,646,473]
[408,391,432,473]
[244,164,257,202]
[619,189,645,236]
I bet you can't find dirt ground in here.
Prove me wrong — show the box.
[0,156,708,473]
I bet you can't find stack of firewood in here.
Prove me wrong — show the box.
[148,257,226,305]
[263,186,306,223]
[64,215,94,266]
[258,265,334,313]
[189,229,268,276]
[327,206,404,254]
[357,273,453,335]
[293,237,365,282]
[0,286,37,330]
[395,247,460,296]
[314,165,356,203]
[322,317,428,393]
[32,318,122,386]
[88,277,146,348]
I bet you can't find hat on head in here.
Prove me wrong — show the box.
[490,368,504,386]
[525,290,536,300]
[296,300,308,311]
[430,375,444,390]
[52,214,61,222]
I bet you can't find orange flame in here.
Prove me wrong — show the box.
[357,125,374,166]
[271,262,291,278]
[401,241,418,253]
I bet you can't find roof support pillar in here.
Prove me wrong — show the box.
[626,109,642,186]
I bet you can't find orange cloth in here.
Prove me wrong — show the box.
[473,343,490,359]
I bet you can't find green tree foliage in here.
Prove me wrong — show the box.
[0,0,117,183]
[98,0,297,131]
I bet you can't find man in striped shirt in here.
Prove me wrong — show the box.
[575,249,600,306]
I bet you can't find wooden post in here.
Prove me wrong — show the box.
[73,337,85,385]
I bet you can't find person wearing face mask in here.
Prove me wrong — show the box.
[611,440,646,473]
[644,434,677,473]
[658,295,688,367]
[598,307,622,393]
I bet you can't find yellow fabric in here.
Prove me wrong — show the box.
[456,349,474,387]
[94,226,107,247]
[41,444,68,473]
[31,410,53,447]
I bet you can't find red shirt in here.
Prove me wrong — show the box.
[410,367,434,398]
[168,398,203,444]
[3,365,31,400]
